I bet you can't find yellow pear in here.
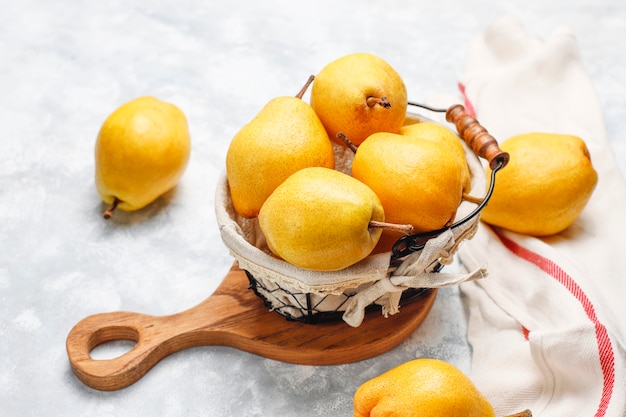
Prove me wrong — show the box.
[95,96,191,219]
[354,358,496,417]
[400,121,472,193]
[481,132,598,236]
[351,131,466,252]
[226,78,335,218]
[258,167,411,272]
[310,52,407,146]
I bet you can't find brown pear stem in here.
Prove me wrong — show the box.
[103,197,120,220]
[336,132,358,153]
[369,220,414,236]
[295,75,315,99]
[504,410,532,417]
[462,192,484,205]
[366,96,391,108]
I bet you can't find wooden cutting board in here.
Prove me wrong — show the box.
[66,262,437,391]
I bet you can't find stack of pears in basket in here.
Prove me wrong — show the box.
[225,52,473,272]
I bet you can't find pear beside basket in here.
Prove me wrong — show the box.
[216,105,508,326]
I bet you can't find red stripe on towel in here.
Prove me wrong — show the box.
[458,82,477,116]
[495,230,615,417]
[521,326,530,340]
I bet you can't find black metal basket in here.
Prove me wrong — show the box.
[217,104,507,325]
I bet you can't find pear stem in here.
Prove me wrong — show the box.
[295,75,315,99]
[462,192,484,205]
[366,96,391,108]
[504,410,532,417]
[336,132,358,153]
[103,197,120,220]
[369,220,414,235]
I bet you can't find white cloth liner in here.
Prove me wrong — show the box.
[342,225,486,327]
[456,15,626,417]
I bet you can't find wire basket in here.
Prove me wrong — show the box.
[216,105,507,326]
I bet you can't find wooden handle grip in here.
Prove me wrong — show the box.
[65,311,189,391]
[445,104,509,169]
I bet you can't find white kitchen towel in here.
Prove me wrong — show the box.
[456,15,626,417]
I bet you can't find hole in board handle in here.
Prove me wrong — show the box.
[90,340,138,360]
[87,325,139,360]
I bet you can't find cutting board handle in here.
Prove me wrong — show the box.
[66,267,235,391]
[66,310,193,391]
[66,263,437,391]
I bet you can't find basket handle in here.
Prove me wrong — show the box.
[445,104,509,170]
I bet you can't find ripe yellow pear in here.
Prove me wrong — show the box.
[481,132,598,236]
[354,358,497,417]
[95,96,191,219]
[310,52,408,147]
[226,78,335,218]
[258,167,411,272]
[351,131,466,252]
[400,121,471,193]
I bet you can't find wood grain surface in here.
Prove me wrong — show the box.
[66,262,437,391]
